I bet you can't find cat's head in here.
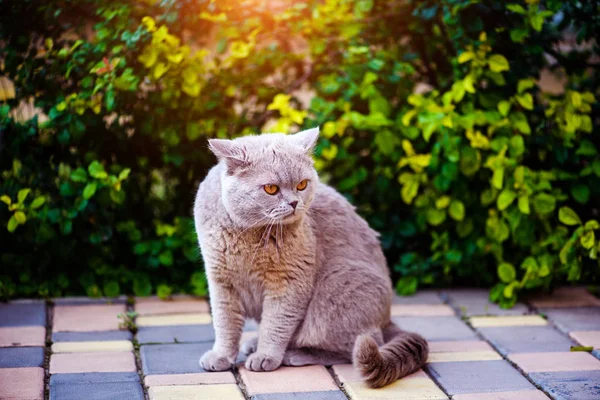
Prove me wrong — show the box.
[208,127,320,228]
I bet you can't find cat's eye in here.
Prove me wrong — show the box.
[264,184,279,195]
[297,179,308,191]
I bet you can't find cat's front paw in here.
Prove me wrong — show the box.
[245,352,282,372]
[199,349,233,372]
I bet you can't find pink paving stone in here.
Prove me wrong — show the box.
[144,372,236,387]
[428,340,494,353]
[390,304,455,317]
[135,296,209,316]
[508,351,600,373]
[453,390,550,400]
[527,287,600,308]
[0,367,44,400]
[0,326,45,347]
[239,365,338,395]
[53,304,125,332]
[50,351,136,373]
[332,364,428,382]
[569,331,600,349]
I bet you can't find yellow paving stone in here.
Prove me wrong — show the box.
[453,390,550,400]
[428,340,494,353]
[469,315,547,328]
[391,304,455,317]
[51,340,133,353]
[343,377,448,400]
[148,384,244,400]
[136,314,212,327]
[427,351,502,363]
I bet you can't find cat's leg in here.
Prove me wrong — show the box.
[199,272,245,371]
[240,336,258,355]
[282,347,351,366]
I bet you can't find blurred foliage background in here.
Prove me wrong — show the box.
[1,0,599,305]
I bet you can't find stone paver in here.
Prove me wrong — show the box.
[136,296,210,315]
[49,372,143,400]
[391,304,455,316]
[0,302,46,326]
[252,391,349,400]
[137,324,215,344]
[148,384,244,400]
[508,352,600,373]
[442,289,529,316]
[570,331,600,348]
[240,365,338,395]
[52,330,132,342]
[0,326,45,347]
[52,340,133,353]
[392,291,443,304]
[528,287,600,308]
[53,304,125,332]
[428,340,494,353]
[542,307,600,333]
[0,367,44,400]
[428,351,502,362]
[342,370,448,400]
[0,347,44,368]
[528,370,600,400]
[53,296,127,305]
[50,351,136,373]
[144,371,236,386]
[140,342,213,375]
[478,326,576,355]
[392,317,477,341]
[426,360,535,395]
[453,390,550,400]
[137,314,212,327]
[469,315,547,328]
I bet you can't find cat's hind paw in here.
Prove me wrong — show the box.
[199,349,233,372]
[240,336,258,355]
[245,352,282,372]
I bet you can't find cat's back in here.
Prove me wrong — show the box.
[309,183,387,272]
[194,164,226,240]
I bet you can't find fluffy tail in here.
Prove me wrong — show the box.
[352,322,429,388]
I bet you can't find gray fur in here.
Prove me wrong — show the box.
[193,127,428,387]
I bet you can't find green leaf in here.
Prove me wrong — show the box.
[83,183,97,199]
[559,206,582,226]
[510,135,525,157]
[498,101,511,116]
[103,281,120,298]
[133,277,152,296]
[518,195,530,214]
[580,230,595,249]
[530,14,545,31]
[498,262,516,283]
[571,346,594,352]
[435,196,451,209]
[7,215,18,232]
[427,208,447,226]
[30,197,45,209]
[521,256,539,272]
[14,211,26,224]
[157,284,173,300]
[17,189,31,204]
[517,78,536,94]
[395,276,418,296]
[449,200,465,221]
[488,54,510,72]
[570,184,590,204]
[159,250,174,266]
[575,140,597,157]
[458,51,474,63]
[532,193,556,215]
[497,189,517,211]
[88,161,108,179]
[584,220,599,230]
[506,4,526,13]
[516,93,533,110]
[0,195,11,206]
[71,168,88,182]
[118,168,131,181]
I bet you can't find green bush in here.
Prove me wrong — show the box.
[1,0,598,305]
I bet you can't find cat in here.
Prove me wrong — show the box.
[193,127,428,388]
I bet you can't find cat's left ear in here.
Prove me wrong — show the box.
[293,127,319,153]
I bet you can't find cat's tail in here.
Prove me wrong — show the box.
[352,321,429,388]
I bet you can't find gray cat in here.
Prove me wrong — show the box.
[193,127,428,387]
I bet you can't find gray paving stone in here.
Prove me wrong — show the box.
[427,360,535,395]
[594,350,600,361]
[0,303,46,326]
[442,289,529,316]
[392,316,477,341]
[52,330,132,342]
[50,372,140,384]
[529,370,600,400]
[141,342,214,374]
[392,290,443,304]
[137,324,214,344]
[542,307,600,333]
[50,373,144,400]
[252,391,348,400]
[52,296,128,305]
[0,347,44,368]
[478,326,577,355]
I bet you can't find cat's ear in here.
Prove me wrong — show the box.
[208,138,248,173]
[293,127,319,153]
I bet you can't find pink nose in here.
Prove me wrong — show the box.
[289,201,298,210]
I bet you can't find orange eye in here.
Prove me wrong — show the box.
[264,184,279,195]
[297,179,308,191]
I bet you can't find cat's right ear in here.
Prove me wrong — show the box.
[208,139,248,174]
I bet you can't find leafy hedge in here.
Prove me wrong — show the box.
[1,0,599,304]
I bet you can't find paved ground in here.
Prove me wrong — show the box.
[1,287,600,400]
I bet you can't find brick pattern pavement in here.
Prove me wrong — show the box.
[0,289,599,399]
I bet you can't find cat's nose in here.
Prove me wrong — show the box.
[289,201,298,210]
